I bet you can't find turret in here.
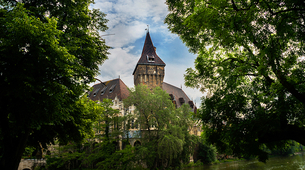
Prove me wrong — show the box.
[133,32,165,89]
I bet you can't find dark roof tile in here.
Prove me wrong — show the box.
[89,80,196,113]
[89,78,129,101]
[133,32,165,75]
[162,82,197,113]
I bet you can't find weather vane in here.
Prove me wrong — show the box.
[145,25,149,32]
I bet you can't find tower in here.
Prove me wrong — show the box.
[133,31,166,89]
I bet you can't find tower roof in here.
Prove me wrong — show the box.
[133,31,165,75]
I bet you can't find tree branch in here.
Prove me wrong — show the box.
[231,0,239,11]
[277,71,305,105]
[259,124,305,146]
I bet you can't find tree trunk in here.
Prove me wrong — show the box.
[0,130,30,170]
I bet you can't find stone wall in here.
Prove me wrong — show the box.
[134,65,165,89]
[18,159,46,170]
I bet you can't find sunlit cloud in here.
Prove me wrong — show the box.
[92,0,204,107]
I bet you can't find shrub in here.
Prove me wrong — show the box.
[197,143,217,164]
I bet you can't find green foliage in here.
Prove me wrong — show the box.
[94,99,121,140]
[47,85,198,169]
[184,160,203,167]
[46,157,66,170]
[165,0,305,162]
[124,84,198,169]
[269,140,300,156]
[23,146,36,158]
[46,99,132,170]
[0,0,109,169]
[96,145,135,170]
[197,143,217,164]
[46,137,135,170]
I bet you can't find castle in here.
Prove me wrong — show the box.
[89,31,200,148]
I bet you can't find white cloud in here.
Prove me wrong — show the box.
[93,0,171,47]
[164,64,203,107]
[96,46,139,87]
[103,21,147,48]
[92,1,114,13]
[91,0,203,107]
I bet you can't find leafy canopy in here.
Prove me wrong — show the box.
[0,0,109,169]
[165,0,305,162]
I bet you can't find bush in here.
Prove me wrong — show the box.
[197,143,217,164]
[46,157,66,170]
[270,140,297,156]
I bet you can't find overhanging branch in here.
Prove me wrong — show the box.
[259,124,305,146]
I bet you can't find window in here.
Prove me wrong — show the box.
[131,119,134,129]
[109,84,116,93]
[93,88,100,97]
[135,122,139,129]
[147,55,155,62]
[100,86,107,95]
[169,94,174,100]
[179,98,185,105]
[188,101,194,108]
[124,108,128,116]
[150,117,157,128]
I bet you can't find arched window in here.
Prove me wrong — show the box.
[134,140,141,147]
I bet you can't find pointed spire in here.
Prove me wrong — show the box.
[133,31,165,75]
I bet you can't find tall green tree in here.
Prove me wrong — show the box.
[0,0,109,169]
[124,85,197,169]
[165,0,305,162]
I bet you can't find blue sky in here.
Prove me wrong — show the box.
[91,0,203,106]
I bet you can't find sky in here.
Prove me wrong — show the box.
[90,0,203,107]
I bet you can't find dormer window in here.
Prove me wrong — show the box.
[109,84,116,93]
[147,55,155,62]
[100,86,107,95]
[188,101,194,108]
[179,97,185,105]
[93,88,100,97]
[169,94,174,100]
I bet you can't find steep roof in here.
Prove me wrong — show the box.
[89,79,196,113]
[162,82,196,113]
[133,32,166,75]
[89,78,130,102]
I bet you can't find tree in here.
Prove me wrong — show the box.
[94,99,121,141]
[46,99,128,170]
[165,0,305,162]
[0,0,109,169]
[124,85,198,169]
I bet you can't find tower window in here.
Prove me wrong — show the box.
[147,55,155,62]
